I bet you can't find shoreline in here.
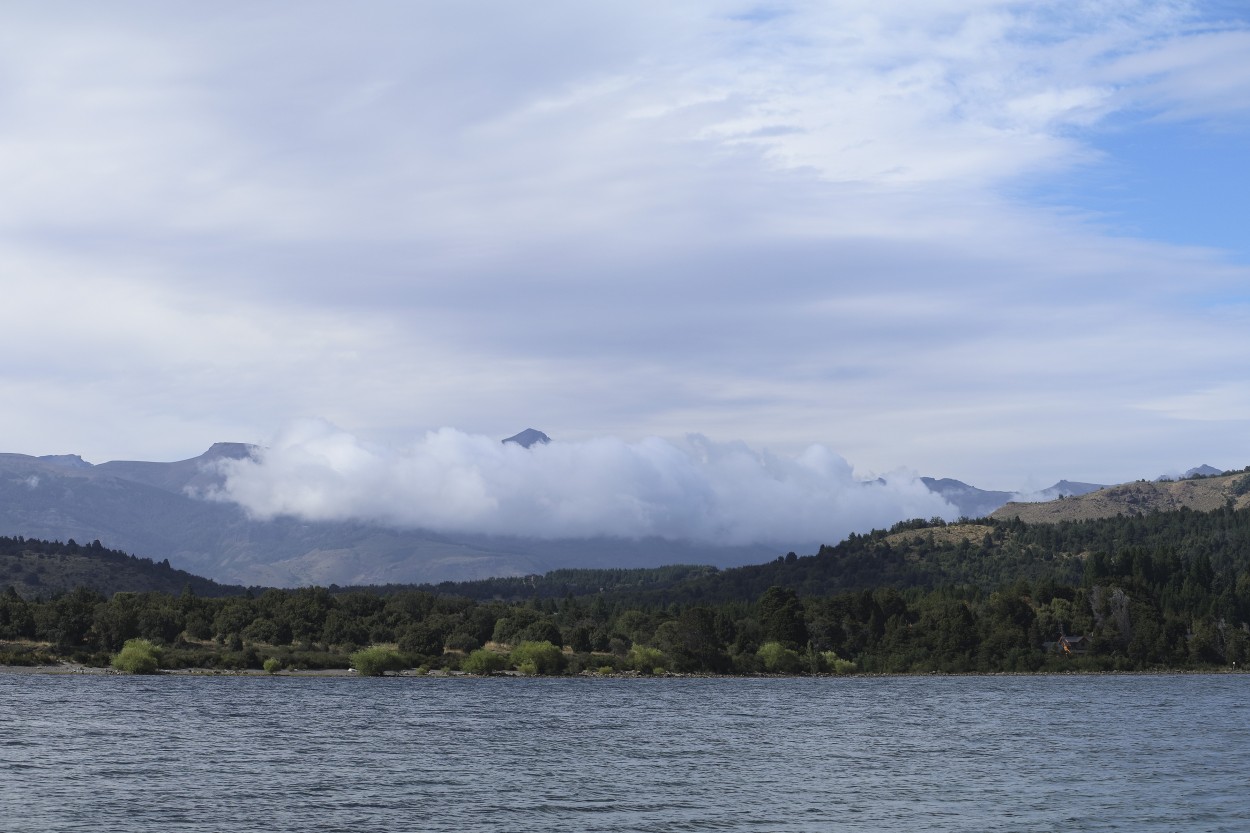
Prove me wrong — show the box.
[3,662,1245,679]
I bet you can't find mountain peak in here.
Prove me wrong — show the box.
[37,453,92,469]
[201,442,257,461]
[1157,464,1224,482]
[502,428,551,449]
[1184,464,1222,478]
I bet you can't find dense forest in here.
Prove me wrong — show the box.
[2,504,1250,674]
[0,535,244,598]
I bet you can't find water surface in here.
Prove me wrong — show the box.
[2,674,1247,831]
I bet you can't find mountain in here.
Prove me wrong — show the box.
[919,477,1105,518]
[1,432,1209,587]
[1157,464,1224,481]
[502,428,551,448]
[1039,480,1106,498]
[992,469,1250,524]
[0,442,775,587]
[919,478,1013,518]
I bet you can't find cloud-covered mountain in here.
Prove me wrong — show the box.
[919,477,1106,518]
[7,424,1173,587]
[1,428,959,586]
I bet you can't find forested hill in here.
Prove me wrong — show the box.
[9,502,1250,608]
[408,503,1250,606]
[4,505,1250,674]
[0,536,246,599]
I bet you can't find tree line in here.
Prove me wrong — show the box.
[3,505,1250,674]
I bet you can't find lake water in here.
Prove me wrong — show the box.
[2,673,1248,832]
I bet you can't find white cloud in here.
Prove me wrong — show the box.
[206,420,956,546]
[1,1,1249,493]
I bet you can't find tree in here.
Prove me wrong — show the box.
[398,622,446,656]
[654,607,729,672]
[757,586,809,648]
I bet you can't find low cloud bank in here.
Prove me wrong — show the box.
[206,421,957,547]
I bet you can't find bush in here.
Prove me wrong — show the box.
[350,646,406,677]
[263,657,283,674]
[821,652,857,675]
[757,641,802,674]
[462,648,508,675]
[110,638,162,674]
[625,644,667,674]
[508,641,566,675]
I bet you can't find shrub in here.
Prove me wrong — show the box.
[625,644,666,674]
[263,657,283,675]
[757,641,802,674]
[822,652,857,675]
[110,638,162,674]
[462,648,508,675]
[508,640,566,675]
[350,646,406,677]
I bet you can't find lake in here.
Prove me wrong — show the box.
[2,673,1247,832]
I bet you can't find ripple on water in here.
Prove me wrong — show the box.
[2,674,1249,832]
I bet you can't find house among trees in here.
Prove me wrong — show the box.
[1042,635,1090,655]
[1058,635,1089,655]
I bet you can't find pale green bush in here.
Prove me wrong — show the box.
[350,646,405,676]
[110,638,161,674]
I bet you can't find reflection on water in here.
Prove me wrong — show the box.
[2,674,1248,832]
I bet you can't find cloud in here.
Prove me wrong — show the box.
[1,2,1250,491]
[206,420,956,546]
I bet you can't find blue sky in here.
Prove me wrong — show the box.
[3,2,1250,544]
[1025,119,1250,260]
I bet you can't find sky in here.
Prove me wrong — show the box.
[4,2,1250,545]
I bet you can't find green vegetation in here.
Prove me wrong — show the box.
[349,646,405,676]
[508,640,566,675]
[757,641,802,673]
[110,638,161,674]
[263,656,283,674]
[3,503,1250,676]
[462,648,508,675]
[0,536,246,600]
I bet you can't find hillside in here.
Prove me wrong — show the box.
[991,470,1250,524]
[4,503,1249,675]
[0,536,245,598]
[420,501,1250,607]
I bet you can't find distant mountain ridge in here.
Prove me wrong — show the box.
[920,476,1106,519]
[0,439,775,587]
[992,468,1250,523]
[1,431,1229,587]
